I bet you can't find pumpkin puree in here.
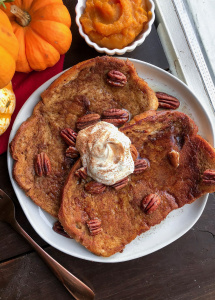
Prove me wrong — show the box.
[80,0,150,49]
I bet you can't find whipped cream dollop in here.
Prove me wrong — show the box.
[76,121,134,185]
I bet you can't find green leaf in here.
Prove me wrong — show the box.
[0,0,14,9]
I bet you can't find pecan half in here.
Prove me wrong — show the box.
[134,159,148,174]
[85,181,106,194]
[111,177,129,190]
[101,108,129,127]
[53,221,71,238]
[156,92,180,109]
[66,146,80,159]
[130,144,138,161]
[74,95,90,111]
[76,113,100,130]
[168,150,180,168]
[107,70,127,87]
[35,152,51,176]
[61,128,77,146]
[87,218,102,236]
[142,194,161,215]
[202,169,215,184]
[75,167,88,180]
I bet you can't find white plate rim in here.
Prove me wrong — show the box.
[7,58,215,263]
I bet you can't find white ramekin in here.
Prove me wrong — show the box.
[75,0,155,55]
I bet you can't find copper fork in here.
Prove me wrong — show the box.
[0,189,95,300]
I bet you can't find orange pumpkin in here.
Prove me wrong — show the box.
[0,9,19,89]
[1,0,72,73]
[0,81,16,135]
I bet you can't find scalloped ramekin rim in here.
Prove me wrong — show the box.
[75,0,155,55]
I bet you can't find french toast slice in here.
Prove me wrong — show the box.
[59,111,215,257]
[10,56,158,218]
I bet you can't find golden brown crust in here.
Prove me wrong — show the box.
[41,58,96,100]
[59,159,177,257]
[10,56,158,218]
[41,56,158,112]
[59,110,215,257]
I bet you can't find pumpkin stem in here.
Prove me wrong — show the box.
[10,4,31,27]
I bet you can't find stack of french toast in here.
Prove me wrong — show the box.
[10,56,215,257]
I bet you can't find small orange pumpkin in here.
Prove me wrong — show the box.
[1,0,72,73]
[0,81,16,135]
[0,9,19,89]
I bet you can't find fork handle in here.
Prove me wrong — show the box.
[10,219,94,300]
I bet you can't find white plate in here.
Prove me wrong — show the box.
[7,58,215,263]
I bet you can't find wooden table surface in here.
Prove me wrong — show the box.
[1,1,215,299]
